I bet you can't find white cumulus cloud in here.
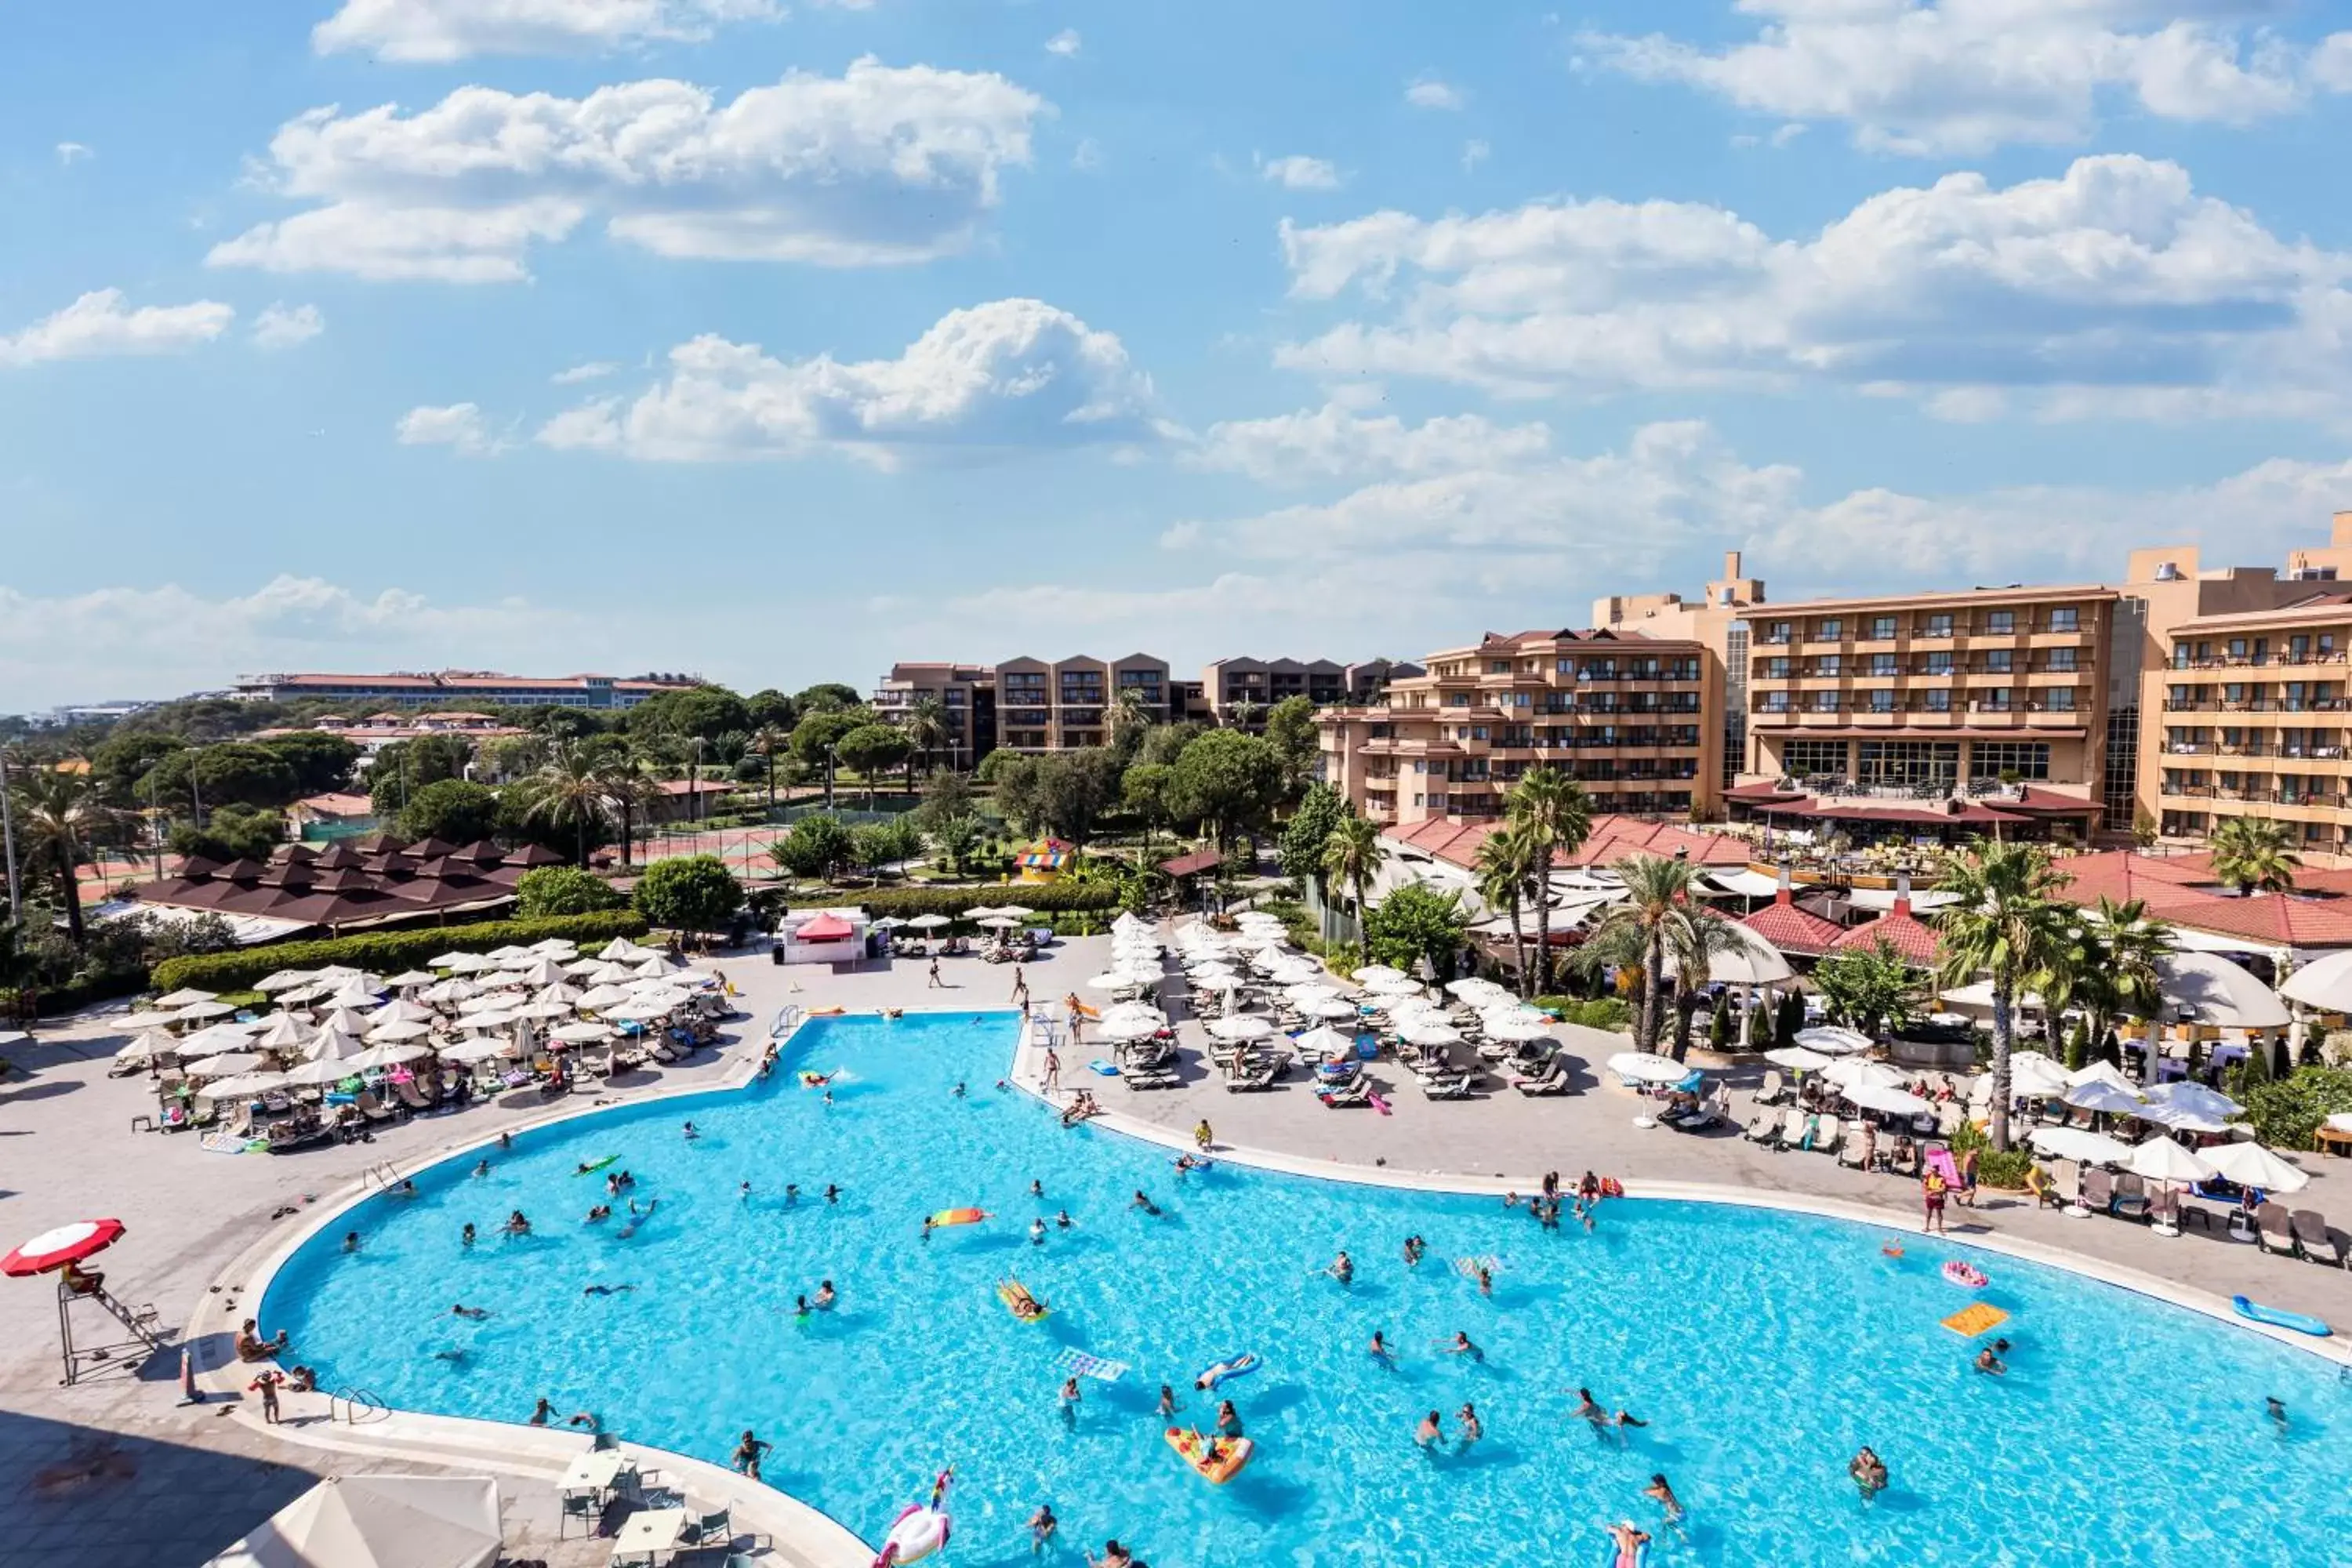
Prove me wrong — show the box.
[1405,77,1465,110]
[56,141,93,165]
[535,298,1163,465]
[1582,1,2352,155]
[553,361,619,384]
[252,302,325,349]
[314,0,782,63]
[0,289,234,367]
[1045,28,1081,56]
[1276,154,2352,420]
[207,60,1048,282]
[1193,401,1554,484]
[396,402,509,456]
[1258,154,1341,191]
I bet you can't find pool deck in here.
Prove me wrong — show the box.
[2,924,2347,1565]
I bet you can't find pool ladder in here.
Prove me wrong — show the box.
[329,1385,385,1424]
[771,1005,805,1041]
[361,1162,402,1191]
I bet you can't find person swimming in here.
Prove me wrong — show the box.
[1369,1331,1393,1364]
[1975,1339,2010,1376]
[342,1232,360,1254]
[1415,1410,1443,1449]
[451,1304,489,1319]
[794,1294,812,1321]
[460,1224,476,1247]
[1456,1402,1483,1446]
[586,1205,612,1222]
[582,1283,636,1297]
[1607,1521,1652,1568]
[504,1211,531,1236]
[1029,1179,1045,1199]
[1131,1191,1160,1217]
[1476,1265,1493,1298]
[1029,1502,1058,1554]
[1158,1385,1180,1418]
[1059,1377,1082,1425]
[1330,1251,1355,1287]
[1849,1446,1889,1500]
[1445,1332,1484,1363]
[954,1082,967,1098]
[826,1184,840,1203]
[1215,1399,1242,1436]
[1403,1236,1425,1268]
[815,1279,837,1309]
[499,1131,514,1152]
[682,1121,699,1139]
[1056,1210,1075,1229]
[472,1159,491,1178]
[1644,1473,1685,1525]
[1030,1218,1047,1246]
[1572,1388,1610,1432]
[2266,1396,2288,1430]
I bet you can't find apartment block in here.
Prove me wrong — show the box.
[1318,629,1712,826]
[232,670,701,710]
[1594,550,1768,802]
[871,662,996,768]
[1200,657,1422,727]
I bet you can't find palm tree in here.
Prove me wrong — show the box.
[596,751,659,869]
[1108,688,1155,751]
[523,742,613,868]
[751,724,791,810]
[1935,840,2075,1150]
[906,699,950,775]
[1578,854,1743,1057]
[2209,814,2299,895]
[1504,766,1593,994]
[11,768,113,944]
[1473,823,1544,997]
[2041,895,2171,1066]
[1321,813,1385,962]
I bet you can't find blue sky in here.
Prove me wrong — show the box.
[5,1,2351,709]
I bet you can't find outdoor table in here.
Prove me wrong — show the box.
[609,1506,689,1565]
[561,1448,636,1501]
[2318,1126,2352,1159]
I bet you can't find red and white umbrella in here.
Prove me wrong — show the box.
[3,1218,125,1277]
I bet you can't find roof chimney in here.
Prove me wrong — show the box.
[1894,870,1912,920]
[1723,550,1742,580]
[1776,861,1793,906]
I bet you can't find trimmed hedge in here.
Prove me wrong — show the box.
[149,910,651,993]
[851,884,1121,918]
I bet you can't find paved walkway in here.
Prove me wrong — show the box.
[2,920,2345,1564]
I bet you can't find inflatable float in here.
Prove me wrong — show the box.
[1165,1426,1254,1484]
[871,1472,953,1566]
[1941,1301,2009,1338]
[798,1071,833,1088]
[996,1279,1051,1323]
[1941,1260,1988,1290]
[574,1155,619,1176]
[1601,1523,1651,1568]
[808,1007,847,1017]
[1194,1352,1261,1392]
[2233,1295,2332,1337]
[1368,1091,1392,1116]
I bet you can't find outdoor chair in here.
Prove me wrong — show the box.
[2111,1172,2151,1221]
[2080,1167,2115,1214]
[1773,1108,1811,1151]
[2290,1210,2344,1267]
[1223,1063,1278,1092]
[1811,1116,1842,1156]
[2256,1206,2296,1254]
[686,1509,734,1548]
[1837,1131,1872,1170]
[1512,1063,1571,1097]
[1317,1078,1373,1109]
[1421,1072,1475,1101]
[557,1491,598,1538]
[1755,1070,1788,1105]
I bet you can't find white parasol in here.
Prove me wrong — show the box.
[1207,1015,1276,1042]
[2199,1141,2310,1194]
[1608,1051,1687,1085]
[2125,1135,2216,1185]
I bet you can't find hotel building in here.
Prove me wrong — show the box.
[1200,658,1423,728]
[232,670,701,711]
[1316,628,1713,826]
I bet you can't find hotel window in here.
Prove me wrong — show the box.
[2289,635,2311,662]
[2223,683,2249,706]
[1763,621,1793,644]
[1447,694,1472,707]
[2282,683,2310,711]
[1760,692,1790,713]
[1858,740,1958,789]
[2047,607,2079,633]
[1922,612,1955,638]
[2172,644,2192,670]
[1980,688,2014,711]
[1984,609,2016,635]
[1969,742,2050,781]
[1809,691,1840,713]
[1813,655,1842,677]
[1867,615,1896,641]
[2228,638,2250,662]
[1486,660,1512,673]
[1922,689,1951,712]
[1869,653,1897,676]
[1866,688,1896,713]
[1923,651,1954,676]
[1509,691,1530,706]
[1763,657,1791,679]
[1782,739,1850,775]
[2043,688,2076,712]
[2044,648,2078,672]
[1556,659,1577,674]
[1815,618,1843,641]
[1983,649,2013,673]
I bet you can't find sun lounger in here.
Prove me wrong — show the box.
[1773,1108,1810,1151]
[1810,1115,1842,1156]
[1744,1105,1778,1142]
[1317,1078,1373,1109]
[2080,1166,2115,1214]
[1421,1073,1474,1101]
[1755,1070,1788,1105]
[2289,1210,2343,1266]
[2256,1205,2296,1254]
[1661,1100,1718,1133]
[1837,1131,1871,1169]
[393,1080,433,1112]
[1512,1063,1571,1097]
[2111,1171,2151,1221]
[354,1090,395,1123]
[1223,1062,1278,1092]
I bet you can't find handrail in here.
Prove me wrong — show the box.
[361,1161,401,1191]
[770,1004,805,1041]
[330,1385,385,1424]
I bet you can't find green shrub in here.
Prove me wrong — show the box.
[856,884,1121,918]
[2239,1065,2352,1152]
[1534,996,1632,1033]
[1976,1148,2036,1189]
[516,865,630,918]
[633,855,744,934]
[149,909,649,993]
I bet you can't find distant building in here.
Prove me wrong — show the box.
[256,711,528,769]
[232,670,702,710]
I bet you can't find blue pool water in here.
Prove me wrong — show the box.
[267,1013,2350,1566]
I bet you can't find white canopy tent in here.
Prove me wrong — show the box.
[203,1474,502,1568]
[2155,952,2289,1029]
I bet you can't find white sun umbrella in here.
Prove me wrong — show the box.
[347,1041,434,1071]
[1609,1051,1688,1085]
[2028,1125,2136,1164]
[1207,1015,1276,1043]
[198,1070,289,1099]
[509,957,564,987]
[481,945,526,961]
[1399,1019,1463,1048]
[561,956,607,977]
[312,965,367,983]
[456,992,509,1014]
[119,1010,180,1035]
[1363,971,1423,996]
[1446,977,1508,999]
[510,1000,573,1022]
[1764,1044,1833,1072]
[252,1013,314,1051]
[475,969,530,990]
[434,953,495,973]
[437,1036,513,1064]
[2143,1080,2243,1120]
[2136,1100,2237,1134]
[1099,1014,1163,1043]
[976,915,1023,931]
[421,978,479,1005]
[2201,1140,2310,1194]
[305,1025,366,1063]
[327,979,385,1007]
[906,913,953,931]
[460,1008,517,1031]
[2064,1079,2149,1116]
[585,961,634,985]
[1085,971,1146,991]
[279,1055,363,1087]
[153,987,219,1009]
[960,906,1005,920]
[2005,1051,2071,1096]
[549,1021,615,1044]
[1481,1011,1555,1043]
[535,982,583,1006]
[1286,983,1345,1006]
[173,1000,235,1023]
[114,1032,174,1068]
[184,1051,266,1079]
[2068,1060,2140,1093]
[604,999,679,1022]
[530,938,578,955]
[1352,964,1408,985]
[578,984,633,1011]
[1294,1023,1357,1059]
[2126,1135,2216,1185]
[180,1023,264,1059]
[252,971,317,995]
[2279,947,2352,1012]
[1266,960,1325,985]
[1823,1058,1907,1093]
[631,956,681,979]
[1846,1083,1931,1116]
[273,982,332,1006]
[366,1018,434,1043]
[320,1004,373,1037]
[374,997,436,1026]
[1794,1025,1874,1056]
[598,936,641,960]
[1112,911,1150,931]
[1669,922,1794,986]
[1098,1003,1164,1032]
[2157,952,2290,1029]
[1298,995,1359,1020]
[385,970,439,989]
[1189,961,1240,981]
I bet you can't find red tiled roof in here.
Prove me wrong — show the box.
[1740,892,1846,956]
[1383,815,1748,871]
[2161,894,2352,949]
[1765,797,2028,828]
[1832,902,1942,964]
[1159,849,1223,878]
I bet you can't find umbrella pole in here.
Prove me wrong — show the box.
[55,1274,75,1386]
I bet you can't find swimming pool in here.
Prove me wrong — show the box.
[267,1012,2350,1566]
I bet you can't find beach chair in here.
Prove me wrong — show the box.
[1812,1116,1842,1156]
[2256,1206,2296,1255]
[687,1508,735,1549]
[1773,1108,1810,1151]
[393,1080,433,1112]
[1512,1062,1571,1097]
[2080,1167,2115,1215]
[2111,1172,2151,1222]
[1421,1070,1475,1100]
[1755,1070,1788,1105]
[354,1090,395,1123]
[1837,1130,1871,1169]
[1223,1062,1278,1092]
[1317,1078,1372,1109]
[1742,1108,1777,1142]
[2043,1159,2080,1210]
[2289,1210,2343,1267]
